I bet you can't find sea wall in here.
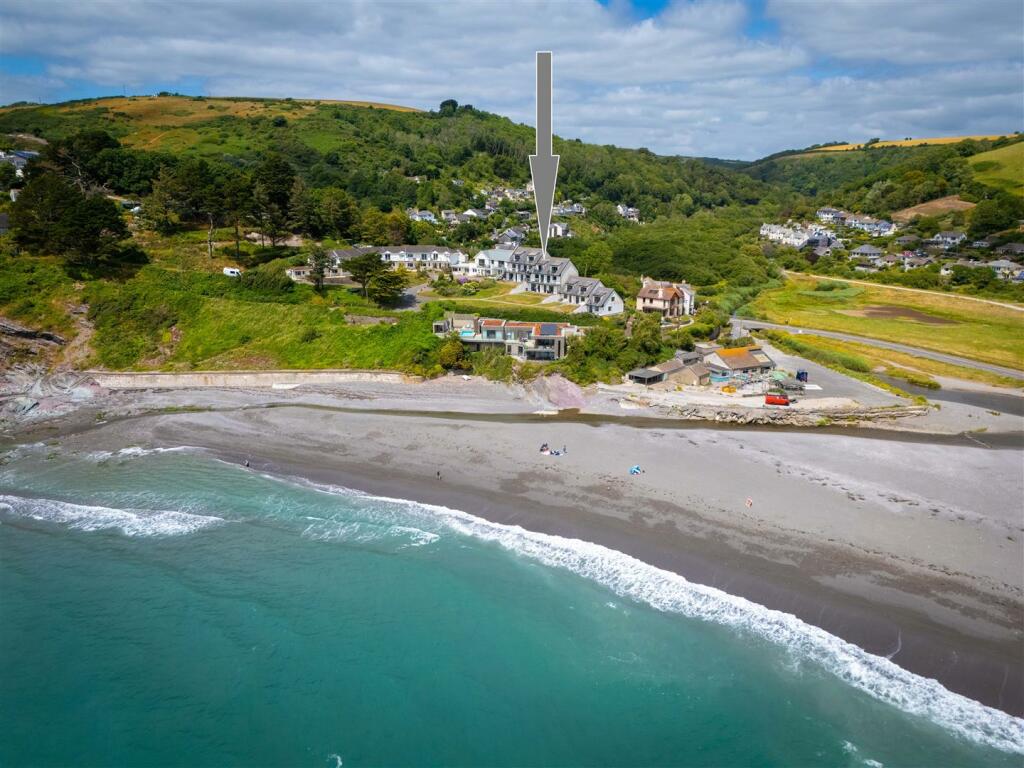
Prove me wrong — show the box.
[87,369,419,390]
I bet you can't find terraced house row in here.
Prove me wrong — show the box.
[287,244,625,316]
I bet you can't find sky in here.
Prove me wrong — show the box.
[0,0,1021,160]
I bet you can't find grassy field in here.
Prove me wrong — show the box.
[808,135,1011,152]
[744,275,1024,370]
[969,142,1024,196]
[764,331,1021,390]
[891,195,976,223]
[0,95,419,157]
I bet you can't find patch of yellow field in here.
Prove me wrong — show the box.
[808,135,1011,152]
[62,96,315,126]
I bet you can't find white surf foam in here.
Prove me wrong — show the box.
[0,494,224,537]
[86,446,197,461]
[283,476,1024,754]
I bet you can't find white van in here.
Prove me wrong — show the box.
[222,267,242,278]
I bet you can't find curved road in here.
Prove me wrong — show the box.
[731,317,1024,380]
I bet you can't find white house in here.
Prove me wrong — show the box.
[816,207,846,224]
[561,276,624,316]
[549,222,573,238]
[616,204,640,222]
[934,231,966,248]
[377,245,468,270]
[553,201,586,216]
[987,259,1024,280]
[406,209,438,224]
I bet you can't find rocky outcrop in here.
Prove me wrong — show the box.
[621,397,929,426]
[0,318,66,345]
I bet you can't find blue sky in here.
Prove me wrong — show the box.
[1,0,1021,159]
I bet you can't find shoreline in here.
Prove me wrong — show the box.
[6,384,1021,718]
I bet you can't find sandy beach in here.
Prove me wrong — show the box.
[3,376,1023,716]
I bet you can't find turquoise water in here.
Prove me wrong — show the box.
[1,444,1021,767]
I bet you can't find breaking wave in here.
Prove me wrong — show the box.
[0,494,224,537]
[86,446,197,461]
[289,477,1024,754]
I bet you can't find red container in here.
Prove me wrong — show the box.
[765,393,790,406]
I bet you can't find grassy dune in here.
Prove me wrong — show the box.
[745,275,1024,370]
[969,142,1024,196]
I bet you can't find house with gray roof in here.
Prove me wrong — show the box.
[561,276,624,316]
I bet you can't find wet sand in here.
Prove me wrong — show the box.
[12,382,1021,718]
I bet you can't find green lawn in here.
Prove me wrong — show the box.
[745,275,1024,370]
[420,282,579,313]
[969,142,1024,196]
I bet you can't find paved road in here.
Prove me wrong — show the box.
[732,317,1024,380]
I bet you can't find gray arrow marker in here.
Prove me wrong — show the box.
[529,51,559,256]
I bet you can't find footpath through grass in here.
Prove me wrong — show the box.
[744,275,1024,371]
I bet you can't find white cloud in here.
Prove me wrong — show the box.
[0,0,1020,159]
[766,0,1024,65]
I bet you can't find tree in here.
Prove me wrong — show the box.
[438,334,466,369]
[576,242,613,277]
[367,268,408,306]
[439,99,459,116]
[221,170,252,260]
[307,245,331,293]
[10,172,127,265]
[252,153,295,211]
[250,180,288,246]
[384,210,411,244]
[317,187,359,239]
[61,194,129,265]
[346,251,386,296]
[289,177,319,237]
[969,196,1023,238]
[10,173,81,253]
[359,207,390,245]
[0,163,17,191]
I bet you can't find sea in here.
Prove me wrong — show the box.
[1,443,1021,767]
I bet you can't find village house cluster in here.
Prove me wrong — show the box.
[760,210,1023,281]
[626,341,776,388]
[815,207,896,236]
[286,243,628,316]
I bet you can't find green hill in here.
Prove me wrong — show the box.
[969,142,1024,196]
[0,94,768,218]
[742,136,1023,214]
